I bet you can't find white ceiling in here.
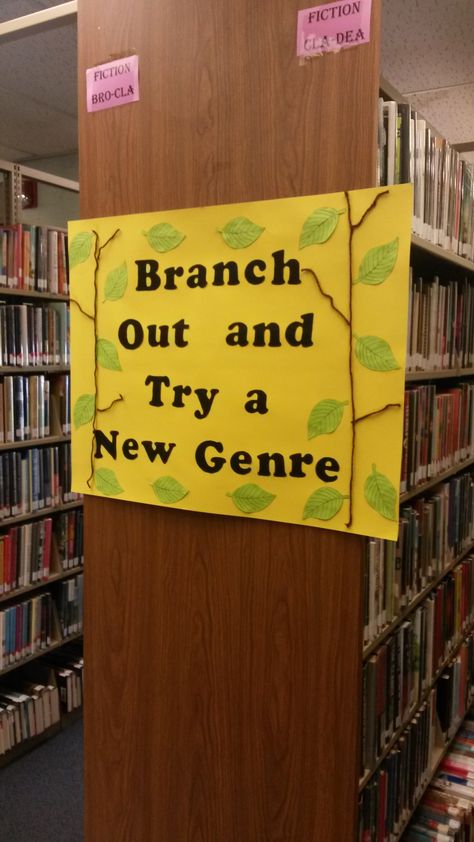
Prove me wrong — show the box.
[0,1,473,176]
[0,0,76,167]
[381,0,474,160]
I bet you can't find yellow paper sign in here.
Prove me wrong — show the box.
[69,185,412,540]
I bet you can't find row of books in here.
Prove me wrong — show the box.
[405,716,474,840]
[407,272,474,372]
[0,224,68,294]
[361,555,474,775]
[49,374,70,435]
[377,98,474,260]
[0,644,83,758]
[0,518,52,594]
[0,592,55,670]
[361,692,435,841]
[0,442,79,521]
[364,470,474,648]
[0,301,69,367]
[359,636,474,841]
[46,642,83,714]
[55,509,84,572]
[0,671,60,757]
[56,573,83,638]
[400,382,474,494]
[0,510,83,597]
[0,373,71,443]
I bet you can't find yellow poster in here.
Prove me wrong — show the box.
[69,185,412,540]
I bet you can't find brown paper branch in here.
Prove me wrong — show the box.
[355,402,401,425]
[70,298,94,320]
[345,189,392,528]
[302,267,350,326]
[86,228,121,487]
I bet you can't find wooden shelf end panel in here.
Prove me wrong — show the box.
[84,497,365,842]
[78,0,382,839]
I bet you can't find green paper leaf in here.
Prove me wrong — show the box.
[303,488,348,521]
[97,338,122,371]
[354,238,399,285]
[227,483,275,513]
[307,398,349,439]
[95,468,124,497]
[69,231,93,269]
[73,394,95,429]
[144,223,185,253]
[364,464,398,521]
[299,207,344,249]
[355,335,399,372]
[104,262,128,301]
[152,476,189,504]
[219,217,265,249]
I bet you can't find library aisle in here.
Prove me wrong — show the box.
[0,720,83,841]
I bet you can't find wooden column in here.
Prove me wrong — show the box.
[77,1,381,839]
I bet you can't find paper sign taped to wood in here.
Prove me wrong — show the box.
[86,55,139,112]
[297,0,372,57]
[69,185,412,539]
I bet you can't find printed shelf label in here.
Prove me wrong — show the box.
[86,55,140,113]
[297,0,372,57]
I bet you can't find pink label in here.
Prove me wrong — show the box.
[86,55,140,113]
[297,0,372,57]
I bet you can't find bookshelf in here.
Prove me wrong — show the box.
[394,701,474,839]
[0,721,61,769]
[0,365,69,374]
[359,627,474,791]
[0,564,84,606]
[358,82,474,839]
[0,499,81,528]
[0,160,83,766]
[406,368,474,382]
[0,434,70,451]
[0,631,83,679]
[399,456,474,503]
[0,288,70,302]
[411,235,474,272]
[363,539,474,660]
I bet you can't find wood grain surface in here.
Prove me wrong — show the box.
[78,0,381,839]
